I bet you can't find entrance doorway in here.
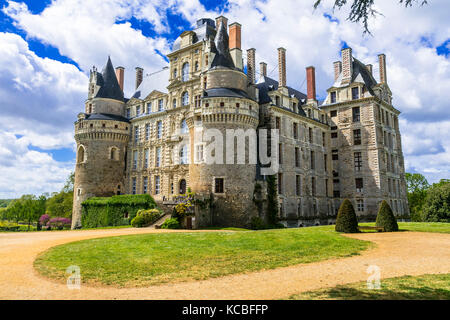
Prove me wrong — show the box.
[179,179,187,194]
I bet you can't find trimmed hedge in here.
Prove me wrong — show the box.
[376,200,399,232]
[335,199,359,233]
[81,194,157,228]
[161,218,180,229]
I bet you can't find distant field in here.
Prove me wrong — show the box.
[288,273,450,300]
[34,226,371,287]
[359,222,450,234]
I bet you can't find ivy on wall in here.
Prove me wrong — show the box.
[81,194,157,228]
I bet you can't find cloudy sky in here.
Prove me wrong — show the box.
[0,0,448,198]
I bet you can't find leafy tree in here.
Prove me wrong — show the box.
[62,172,74,193]
[314,0,428,34]
[45,191,73,218]
[422,180,450,222]
[335,199,359,233]
[405,172,429,221]
[376,200,398,232]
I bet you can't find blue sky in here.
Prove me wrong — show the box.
[0,0,449,198]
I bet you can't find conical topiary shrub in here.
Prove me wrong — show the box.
[335,199,359,233]
[375,200,398,232]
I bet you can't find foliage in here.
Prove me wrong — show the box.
[3,194,47,229]
[266,175,279,225]
[161,218,181,229]
[81,194,157,228]
[422,181,450,222]
[313,0,428,34]
[174,191,195,217]
[47,217,71,230]
[39,214,50,226]
[0,221,21,231]
[375,200,399,232]
[405,172,430,221]
[62,172,75,193]
[250,216,266,230]
[335,199,359,233]
[0,199,14,208]
[45,191,73,218]
[131,209,162,228]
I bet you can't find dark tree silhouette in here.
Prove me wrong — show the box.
[314,0,428,33]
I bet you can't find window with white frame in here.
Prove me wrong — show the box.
[182,91,189,106]
[132,177,137,195]
[155,147,161,167]
[180,119,188,134]
[145,123,150,140]
[144,149,149,169]
[155,176,160,194]
[143,177,148,194]
[180,145,188,164]
[195,144,204,163]
[136,105,141,116]
[134,126,139,143]
[158,99,164,111]
[157,121,162,139]
[357,199,364,212]
[133,150,138,169]
[182,62,189,81]
[146,102,151,113]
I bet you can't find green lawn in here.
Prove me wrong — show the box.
[34,226,371,287]
[359,222,450,234]
[288,273,450,300]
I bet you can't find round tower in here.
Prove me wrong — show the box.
[187,16,260,227]
[71,57,130,229]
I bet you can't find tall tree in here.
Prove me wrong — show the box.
[314,0,428,33]
[405,173,429,221]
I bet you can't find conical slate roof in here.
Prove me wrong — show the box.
[94,56,124,101]
[210,21,235,69]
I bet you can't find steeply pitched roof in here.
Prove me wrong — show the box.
[94,57,124,101]
[210,21,235,69]
[332,57,377,95]
[256,75,307,116]
[131,67,169,99]
[203,87,251,100]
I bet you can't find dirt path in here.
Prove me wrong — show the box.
[0,228,449,300]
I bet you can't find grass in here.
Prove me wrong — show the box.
[287,273,450,300]
[359,222,450,234]
[34,225,371,287]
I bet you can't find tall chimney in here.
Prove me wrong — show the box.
[306,66,316,101]
[341,47,353,85]
[115,66,124,92]
[247,48,256,84]
[135,67,143,90]
[229,22,242,70]
[215,15,228,30]
[378,54,387,83]
[260,62,267,77]
[278,47,286,87]
[333,61,342,81]
[366,64,373,75]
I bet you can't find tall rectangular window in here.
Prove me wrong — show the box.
[332,149,338,160]
[278,144,282,164]
[330,91,336,103]
[155,147,161,167]
[357,199,364,212]
[158,99,164,111]
[136,105,141,116]
[275,117,281,130]
[196,144,204,163]
[134,126,139,143]
[354,152,362,171]
[355,178,363,193]
[155,176,160,194]
[353,129,361,145]
[293,123,298,139]
[157,121,162,139]
[146,102,151,114]
[311,177,316,196]
[310,151,315,170]
[214,178,224,193]
[325,179,329,197]
[322,132,326,147]
[132,177,137,195]
[133,150,138,170]
[295,147,300,167]
[144,149,149,169]
[351,87,359,100]
[296,175,301,196]
[278,173,283,194]
[126,108,131,118]
[324,154,327,172]
[145,123,150,140]
[309,127,313,143]
[352,107,360,122]
[143,177,148,194]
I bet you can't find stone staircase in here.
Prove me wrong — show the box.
[149,213,171,229]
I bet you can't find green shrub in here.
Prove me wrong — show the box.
[376,200,399,232]
[131,215,146,228]
[335,199,359,233]
[161,218,180,229]
[0,221,20,231]
[422,182,450,222]
[81,194,157,228]
[250,216,266,230]
[131,209,162,228]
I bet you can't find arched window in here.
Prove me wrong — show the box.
[110,147,118,160]
[77,145,85,163]
[182,91,189,106]
[182,62,189,81]
[179,145,188,164]
[180,119,188,134]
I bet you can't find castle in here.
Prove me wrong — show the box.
[71,16,409,229]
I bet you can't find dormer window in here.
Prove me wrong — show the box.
[182,62,189,81]
[330,91,336,103]
[136,105,141,116]
[351,87,359,100]
[126,108,131,118]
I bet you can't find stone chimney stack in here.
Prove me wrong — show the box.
[229,22,243,70]
[341,47,353,85]
[333,61,342,81]
[247,48,256,84]
[278,47,286,87]
[115,66,124,92]
[378,54,387,83]
[260,62,267,77]
[135,67,143,90]
[366,64,373,75]
[306,66,316,101]
[215,15,228,30]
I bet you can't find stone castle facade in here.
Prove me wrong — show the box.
[71,16,409,229]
